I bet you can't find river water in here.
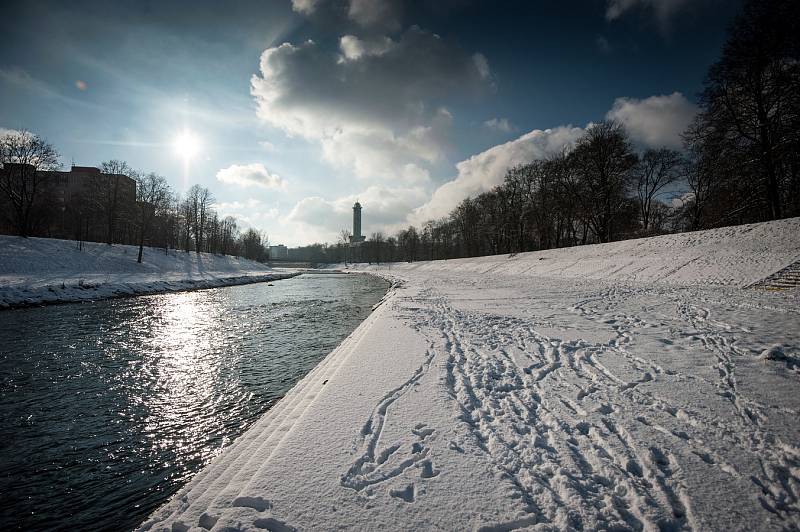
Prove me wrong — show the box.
[0,273,389,531]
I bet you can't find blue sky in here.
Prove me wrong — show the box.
[0,0,741,246]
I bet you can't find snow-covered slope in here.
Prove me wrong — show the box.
[366,217,800,287]
[141,218,800,532]
[0,236,296,308]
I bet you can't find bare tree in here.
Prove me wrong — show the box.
[221,216,239,256]
[570,121,637,242]
[179,196,193,252]
[633,148,682,234]
[0,130,60,237]
[368,232,384,264]
[238,228,269,262]
[185,184,214,253]
[134,172,171,263]
[398,226,419,262]
[698,0,800,221]
[338,228,351,265]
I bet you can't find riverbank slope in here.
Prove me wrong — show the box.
[142,218,800,531]
[0,236,296,308]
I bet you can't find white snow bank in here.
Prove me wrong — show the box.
[0,236,297,308]
[358,217,800,287]
[141,218,800,531]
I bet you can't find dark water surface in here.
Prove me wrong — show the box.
[0,273,389,531]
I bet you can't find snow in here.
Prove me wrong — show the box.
[0,236,297,308]
[130,217,797,531]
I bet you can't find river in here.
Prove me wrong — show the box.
[0,273,389,531]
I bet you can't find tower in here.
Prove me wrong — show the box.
[350,201,365,243]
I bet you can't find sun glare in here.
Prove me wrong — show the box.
[174,130,200,160]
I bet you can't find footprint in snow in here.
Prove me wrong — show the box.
[389,483,416,503]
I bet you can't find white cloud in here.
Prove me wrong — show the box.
[259,140,275,151]
[606,92,697,150]
[410,92,695,225]
[213,198,264,212]
[213,198,279,233]
[412,126,586,223]
[319,110,448,182]
[291,0,320,15]
[289,184,427,239]
[605,0,694,24]
[216,163,287,190]
[252,30,488,138]
[483,117,514,133]
[339,35,394,61]
[251,27,490,182]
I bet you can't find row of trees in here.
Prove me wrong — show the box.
[296,0,797,265]
[0,131,271,264]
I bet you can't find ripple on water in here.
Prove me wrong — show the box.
[0,273,388,531]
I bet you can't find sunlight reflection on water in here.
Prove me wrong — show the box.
[0,273,388,531]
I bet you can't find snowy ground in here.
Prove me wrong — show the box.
[0,236,296,308]
[141,219,800,531]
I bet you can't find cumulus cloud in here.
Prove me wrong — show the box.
[412,126,586,223]
[605,0,694,24]
[606,92,697,150]
[251,26,490,181]
[339,35,394,61]
[319,109,449,182]
[483,117,514,133]
[410,92,696,224]
[252,29,488,138]
[291,0,320,15]
[216,163,287,190]
[213,198,280,232]
[289,184,427,237]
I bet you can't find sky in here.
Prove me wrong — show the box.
[0,0,742,246]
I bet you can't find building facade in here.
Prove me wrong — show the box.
[0,163,137,241]
[269,244,289,260]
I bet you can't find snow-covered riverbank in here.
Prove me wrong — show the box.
[0,236,297,308]
[142,219,800,532]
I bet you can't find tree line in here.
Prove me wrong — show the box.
[0,133,270,264]
[292,0,799,265]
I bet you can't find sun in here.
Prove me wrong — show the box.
[174,130,200,160]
